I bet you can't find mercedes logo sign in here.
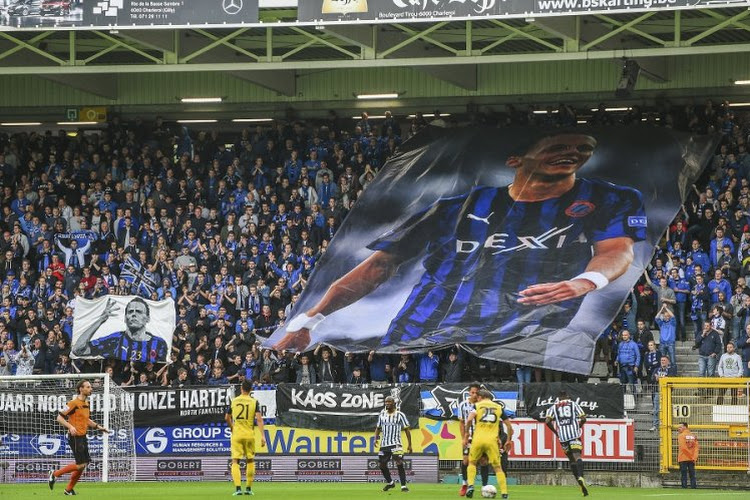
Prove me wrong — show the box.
[222,0,243,15]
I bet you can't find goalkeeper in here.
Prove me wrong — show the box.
[48,379,110,495]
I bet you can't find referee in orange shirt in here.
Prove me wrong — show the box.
[48,380,110,495]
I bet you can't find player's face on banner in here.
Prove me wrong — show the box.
[515,134,597,178]
[125,302,149,332]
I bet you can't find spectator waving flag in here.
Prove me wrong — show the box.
[121,257,157,298]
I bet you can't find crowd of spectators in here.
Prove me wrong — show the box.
[0,101,749,389]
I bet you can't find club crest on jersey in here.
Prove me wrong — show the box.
[565,200,595,218]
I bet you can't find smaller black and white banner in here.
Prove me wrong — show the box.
[128,386,235,427]
[523,382,624,421]
[275,384,420,431]
[420,383,518,420]
[71,296,175,363]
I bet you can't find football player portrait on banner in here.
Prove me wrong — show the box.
[267,127,716,374]
[71,296,175,363]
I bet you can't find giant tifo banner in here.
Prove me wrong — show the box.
[0,0,259,30]
[71,296,175,363]
[266,127,716,374]
[523,382,625,420]
[299,0,750,23]
[275,384,421,431]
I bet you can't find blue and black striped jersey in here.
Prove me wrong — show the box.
[369,178,646,346]
[90,331,168,363]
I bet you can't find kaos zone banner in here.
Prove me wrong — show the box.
[267,127,717,374]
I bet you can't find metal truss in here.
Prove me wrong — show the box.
[0,6,749,75]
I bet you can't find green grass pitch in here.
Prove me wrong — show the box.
[2,482,748,500]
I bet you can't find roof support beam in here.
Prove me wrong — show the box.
[0,42,747,75]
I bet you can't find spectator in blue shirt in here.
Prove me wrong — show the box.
[616,330,641,392]
[417,351,440,382]
[707,268,732,303]
[687,240,710,273]
[655,304,677,368]
[709,227,734,268]
[669,268,691,341]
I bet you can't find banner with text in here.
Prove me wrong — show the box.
[132,417,633,462]
[420,383,518,420]
[2,417,633,462]
[265,127,716,374]
[71,296,175,363]
[0,0,259,30]
[3,454,440,483]
[275,384,420,431]
[523,382,624,421]
[299,0,750,23]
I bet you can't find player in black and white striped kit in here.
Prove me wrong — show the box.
[374,396,413,492]
[545,390,589,497]
[458,383,491,497]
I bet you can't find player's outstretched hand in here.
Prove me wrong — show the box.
[103,298,120,317]
[272,327,311,352]
[407,446,412,454]
[517,279,597,306]
[260,438,267,448]
[503,441,512,453]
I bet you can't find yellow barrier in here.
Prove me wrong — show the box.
[659,377,750,472]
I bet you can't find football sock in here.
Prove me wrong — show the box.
[380,459,393,483]
[67,470,81,492]
[231,462,242,488]
[466,464,477,487]
[461,463,468,484]
[480,465,489,486]
[246,461,256,489]
[496,468,508,495]
[397,462,407,486]
[569,461,579,479]
[577,459,584,478]
[55,464,78,478]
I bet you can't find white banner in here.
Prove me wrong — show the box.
[71,296,175,363]
[253,390,277,422]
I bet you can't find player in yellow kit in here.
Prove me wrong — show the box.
[462,389,513,499]
[225,380,266,496]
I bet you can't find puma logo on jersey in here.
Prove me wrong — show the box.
[466,212,494,225]
[456,224,574,254]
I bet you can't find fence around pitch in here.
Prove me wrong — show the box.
[659,377,750,473]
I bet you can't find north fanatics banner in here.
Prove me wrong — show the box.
[266,126,716,374]
[71,296,175,363]
[127,386,234,427]
[299,0,750,23]
[523,382,624,421]
[0,0,258,30]
[275,384,420,431]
